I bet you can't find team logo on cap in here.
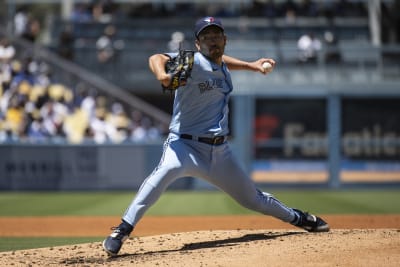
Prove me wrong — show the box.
[204,17,215,23]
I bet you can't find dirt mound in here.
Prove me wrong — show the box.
[1,229,399,266]
[1,215,399,266]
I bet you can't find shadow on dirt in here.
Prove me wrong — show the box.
[110,231,303,261]
[181,231,302,250]
[60,231,304,265]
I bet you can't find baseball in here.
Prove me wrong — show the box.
[262,62,273,71]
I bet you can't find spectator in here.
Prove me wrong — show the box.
[4,96,24,138]
[14,7,28,37]
[21,18,41,43]
[297,32,321,64]
[91,0,117,23]
[57,25,75,60]
[80,88,97,119]
[129,110,161,142]
[39,98,69,138]
[63,106,89,144]
[0,38,16,63]
[141,117,162,141]
[89,107,117,143]
[167,31,186,52]
[130,109,145,142]
[9,57,36,89]
[34,62,52,88]
[96,25,124,64]
[0,38,16,91]
[70,4,92,22]
[106,102,130,142]
[130,121,147,142]
[323,31,341,64]
[27,115,50,142]
[282,0,298,23]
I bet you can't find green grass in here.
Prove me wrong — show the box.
[0,189,399,216]
[0,192,133,216]
[0,190,399,252]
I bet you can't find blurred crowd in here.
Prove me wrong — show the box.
[67,0,370,22]
[66,0,399,44]
[10,0,400,45]
[0,36,166,144]
[3,0,398,145]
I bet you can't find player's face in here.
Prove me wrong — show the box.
[196,26,226,62]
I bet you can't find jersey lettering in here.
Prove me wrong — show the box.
[198,79,223,93]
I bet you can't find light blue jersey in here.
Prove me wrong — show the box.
[122,52,296,228]
[167,52,233,137]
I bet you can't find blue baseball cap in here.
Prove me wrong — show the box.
[195,16,224,38]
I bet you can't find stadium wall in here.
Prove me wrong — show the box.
[0,143,163,190]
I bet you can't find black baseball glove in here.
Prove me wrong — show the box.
[162,50,194,92]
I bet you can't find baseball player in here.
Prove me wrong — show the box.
[103,16,329,256]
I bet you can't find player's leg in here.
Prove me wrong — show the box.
[103,135,196,256]
[103,166,180,256]
[207,145,295,221]
[208,144,329,232]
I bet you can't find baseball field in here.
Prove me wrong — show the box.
[0,189,399,266]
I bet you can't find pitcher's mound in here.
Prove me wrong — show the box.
[1,229,399,266]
